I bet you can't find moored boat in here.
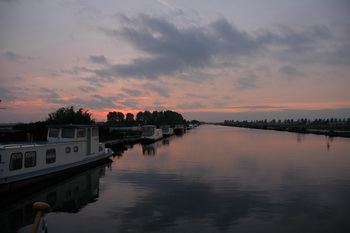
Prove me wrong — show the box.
[0,125,113,194]
[160,125,174,137]
[141,125,163,143]
[174,125,185,135]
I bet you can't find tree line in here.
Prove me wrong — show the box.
[2,107,188,142]
[224,118,350,126]
[106,110,185,126]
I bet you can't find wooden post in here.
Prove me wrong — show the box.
[31,202,51,233]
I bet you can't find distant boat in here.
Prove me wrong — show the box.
[174,125,185,135]
[141,125,163,143]
[186,124,194,130]
[160,125,174,137]
[0,125,113,194]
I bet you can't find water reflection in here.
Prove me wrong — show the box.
[142,137,174,155]
[112,125,350,232]
[8,125,350,233]
[0,162,111,233]
[111,171,271,232]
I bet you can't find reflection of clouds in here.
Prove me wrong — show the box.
[101,125,350,232]
[106,169,350,232]
[113,171,270,232]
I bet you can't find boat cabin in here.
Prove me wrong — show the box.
[0,125,111,188]
[47,125,99,143]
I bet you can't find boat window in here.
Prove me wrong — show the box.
[62,128,75,138]
[77,128,86,138]
[92,127,98,137]
[25,151,36,168]
[99,146,103,152]
[46,149,56,164]
[142,127,155,136]
[65,147,71,154]
[9,152,23,170]
[48,128,59,138]
[74,146,79,152]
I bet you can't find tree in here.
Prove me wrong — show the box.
[136,111,144,122]
[163,110,184,125]
[117,112,125,121]
[126,113,134,121]
[107,111,118,122]
[151,111,159,123]
[143,110,151,123]
[46,106,94,124]
[107,111,125,122]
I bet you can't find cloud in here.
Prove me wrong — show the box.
[157,0,178,12]
[39,88,69,105]
[224,105,286,110]
[39,88,61,98]
[185,93,212,99]
[91,94,119,103]
[0,0,18,4]
[279,66,307,80]
[121,88,142,97]
[77,85,98,93]
[120,99,140,109]
[175,101,206,110]
[0,86,18,101]
[235,74,259,90]
[89,55,108,64]
[141,83,170,98]
[95,13,335,82]
[3,51,34,63]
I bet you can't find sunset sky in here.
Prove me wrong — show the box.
[1,0,350,123]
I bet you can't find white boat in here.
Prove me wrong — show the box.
[141,125,163,142]
[0,125,113,193]
[160,125,174,137]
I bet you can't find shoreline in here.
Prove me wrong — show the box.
[221,124,350,138]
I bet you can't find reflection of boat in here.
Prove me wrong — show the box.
[142,140,164,155]
[174,125,185,135]
[0,163,110,232]
[160,125,174,137]
[141,125,163,143]
[0,125,113,194]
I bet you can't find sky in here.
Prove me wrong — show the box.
[1,0,350,123]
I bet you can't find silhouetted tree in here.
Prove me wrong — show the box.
[126,113,134,121]
[107,111,118,122]
[117,112,125,121]
[136,111,144,122]
[143,110,151,123]
[46,106,94,124]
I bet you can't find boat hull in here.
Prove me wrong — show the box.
[0,151,113,197]
[174,127,184,135]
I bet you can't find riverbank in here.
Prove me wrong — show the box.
[221,123,350,138]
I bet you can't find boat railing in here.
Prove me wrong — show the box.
[0,141,80,149]
[0,143,43,149]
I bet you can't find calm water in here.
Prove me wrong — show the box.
[2,125,350,233]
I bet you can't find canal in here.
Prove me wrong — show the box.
[2,124,350,233]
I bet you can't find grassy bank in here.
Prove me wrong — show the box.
[222,123,350,138]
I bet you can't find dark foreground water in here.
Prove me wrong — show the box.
[2,125,350,233]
